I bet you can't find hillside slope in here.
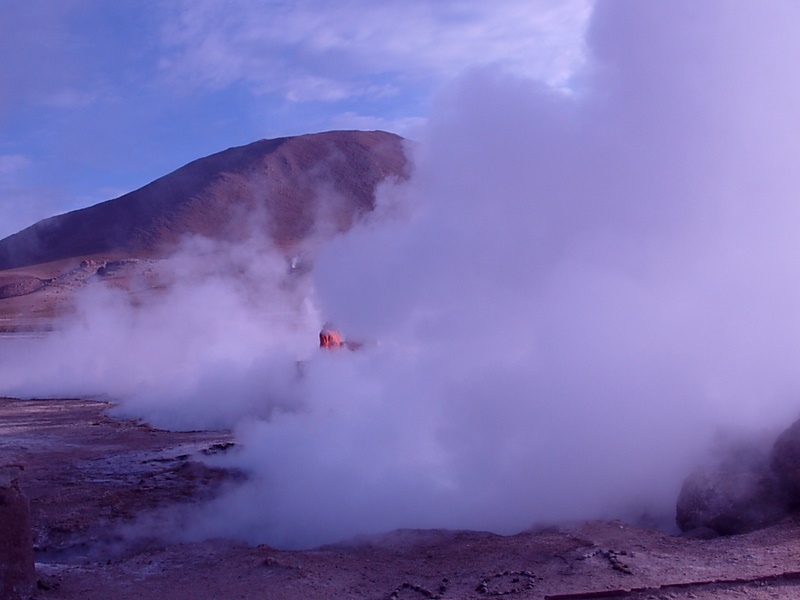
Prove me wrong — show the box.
[0,130,408,271]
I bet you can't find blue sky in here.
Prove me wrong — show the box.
[0,0,590,238]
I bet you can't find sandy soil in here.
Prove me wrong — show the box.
[4,397,800,600]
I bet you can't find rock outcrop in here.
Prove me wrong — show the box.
[0,466,35,600]
[0,275,46,299]
[676,465,789,536]
[770,417,800,499]
[676,419,800,537]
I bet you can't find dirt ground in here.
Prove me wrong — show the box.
[3,397,800,600]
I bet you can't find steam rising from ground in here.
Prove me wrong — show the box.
[5,0,800,548]
[0,237,321,430]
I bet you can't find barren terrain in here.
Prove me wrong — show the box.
[2,396,800,600]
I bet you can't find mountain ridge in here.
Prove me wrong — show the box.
[0,130,408,271]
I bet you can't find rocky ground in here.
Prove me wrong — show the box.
[2,397,800,600]
[0,257,168,330]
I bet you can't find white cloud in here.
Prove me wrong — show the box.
[159,0,591,102]
[0,0,86,121]
[42,87,102,109]
[187,0,800,548]
[0,155,32,176]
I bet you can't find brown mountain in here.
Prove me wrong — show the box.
[0,130,408,271]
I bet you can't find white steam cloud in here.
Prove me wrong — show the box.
[4,0,800,549]
[0,237,321,430]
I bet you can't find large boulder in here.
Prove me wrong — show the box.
[770,416,800,500]
[0,466,35,600]
[676,467,789,536]
[676,437,791,536]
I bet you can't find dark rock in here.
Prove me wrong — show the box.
[771,417,800,500]
[0,466,35,600]
[201,441,236,455]
[677,439,792,536]
[679,526,720,540]
[96,260,134,277]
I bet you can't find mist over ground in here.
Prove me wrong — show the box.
[4,0,800,549]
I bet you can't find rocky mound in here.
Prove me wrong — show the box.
[771,418,800,498]
[0,130,408,271]
[677,417,800,537]
[0,275,46,299]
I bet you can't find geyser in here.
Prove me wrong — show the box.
[3,0,800,549]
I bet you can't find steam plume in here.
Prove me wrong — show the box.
[4,0,800,549]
